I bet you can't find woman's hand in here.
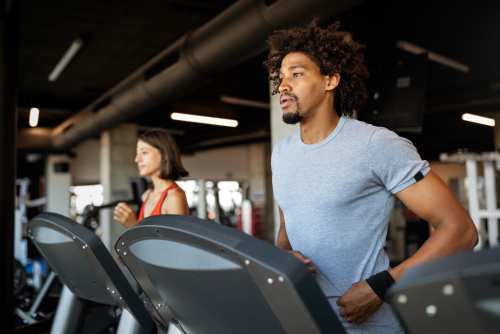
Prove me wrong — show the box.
[113,202,138,228]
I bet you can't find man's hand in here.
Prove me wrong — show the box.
[113,202,138,228]
[290,250,316,273]
[337,280,383,324]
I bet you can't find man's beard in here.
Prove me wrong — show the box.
[282,111,303,124]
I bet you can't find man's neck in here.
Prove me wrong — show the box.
[300,107,340,145]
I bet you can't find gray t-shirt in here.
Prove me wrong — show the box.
[272,116,430,334]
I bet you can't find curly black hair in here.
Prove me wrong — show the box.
[265,19,369,117]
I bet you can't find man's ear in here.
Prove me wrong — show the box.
[325,73,340,91]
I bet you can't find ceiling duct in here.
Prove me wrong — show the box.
[19,0,363,151]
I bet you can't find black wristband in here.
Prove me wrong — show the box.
[366,270,395,302]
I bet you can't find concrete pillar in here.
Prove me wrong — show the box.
[46,156,71,216]
[270,92,297,240]
[248,143,273,240]
[0,0,17,325]
[100,124,138,248]
[71,139,100,185]
[248,144,267,205]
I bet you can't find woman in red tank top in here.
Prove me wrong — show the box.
[113,129,189,227]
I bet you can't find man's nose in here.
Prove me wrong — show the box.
[278,78,290,94]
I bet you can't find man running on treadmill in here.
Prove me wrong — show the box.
[266,20,477,333]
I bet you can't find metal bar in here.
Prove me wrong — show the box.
[197,180,207,219]
[50,286,86,334]
[465,160,483,249]
[483,162,499,246]
[116,308,145,334]
[29,271,57,317]
[477,211,500,219]
[14,308,36,325]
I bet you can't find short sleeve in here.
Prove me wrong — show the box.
[271,142,280,172]
[368,127,430,194]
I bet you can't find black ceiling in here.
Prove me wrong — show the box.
[16,0,500,159]
[18,0,238,108]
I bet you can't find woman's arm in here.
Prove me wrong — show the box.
[162,187,189,215]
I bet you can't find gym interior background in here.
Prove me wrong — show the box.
[3,0,500,332]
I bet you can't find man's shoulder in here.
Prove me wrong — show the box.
[342,117,381,143]
[345,118,402,143]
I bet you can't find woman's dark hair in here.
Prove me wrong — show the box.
[138,128,188,180]
[264,19,369,117]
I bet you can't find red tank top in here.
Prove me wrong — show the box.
[138,183,178,222]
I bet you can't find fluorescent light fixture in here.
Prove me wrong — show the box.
[397,40,470,73]
[220,95,269,109]
[462,113,495,127]
[29,107,40,127]
[48,37,84,82]
[171,112,238,127]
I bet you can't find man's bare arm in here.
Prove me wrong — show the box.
[337,171,478,324]
[391,170,478,280]
[276,207,316,272]
[276,207,292,250]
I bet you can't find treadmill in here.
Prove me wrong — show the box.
[115,214,347,334]
[27,212,156,334]
[388,246,500,334]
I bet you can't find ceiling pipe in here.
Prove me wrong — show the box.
[20,0,363,151]
[17,128,54,152]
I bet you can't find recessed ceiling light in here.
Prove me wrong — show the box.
[48,37,84,82]
[29,107,40,127]
[171,112,238,127]
[462,113,495,127]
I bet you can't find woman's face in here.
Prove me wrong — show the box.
[135,140,162,177]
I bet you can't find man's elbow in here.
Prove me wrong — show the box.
[462,218,478,250]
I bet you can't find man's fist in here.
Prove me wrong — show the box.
[337,280,383,324]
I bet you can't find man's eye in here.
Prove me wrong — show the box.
[293,73,303,78]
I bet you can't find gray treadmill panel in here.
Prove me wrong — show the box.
[388,247,500,334]
[117,215,347,334]
[137,257,284,333]
[28,212,156,333]
[33,226,73,243]
[30,223,122,305]
[127,237,283,333]
[130,239,240,270]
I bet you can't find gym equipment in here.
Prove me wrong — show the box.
[14,259,27,298]
[81,199,136,230]
[440,152,500,249]
[27,212,156,334]
[15,270,57,325]
[16,177,47,265]
[79,176,148,231]
[115,214,346,334]
[388,246,500,334]
[14,178,55,328]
